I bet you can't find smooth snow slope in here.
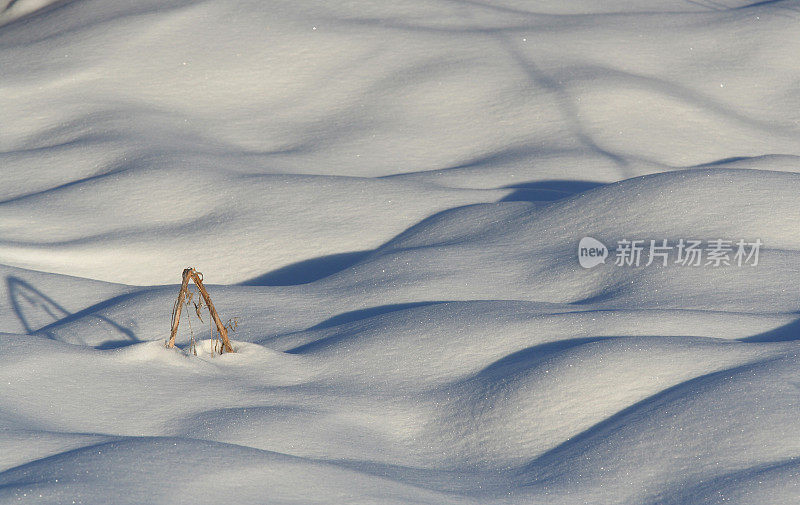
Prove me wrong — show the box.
[1,1,799,504]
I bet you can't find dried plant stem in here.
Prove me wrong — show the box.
[185,295,197,356]
[167,267,234,353]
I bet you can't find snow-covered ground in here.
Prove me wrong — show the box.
[1,1,799,503]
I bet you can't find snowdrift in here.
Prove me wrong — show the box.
[1,0,798,504]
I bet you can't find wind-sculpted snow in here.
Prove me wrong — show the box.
[2,0,800,284]
[1,0,799,504]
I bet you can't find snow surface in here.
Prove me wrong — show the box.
[1,0,799,503]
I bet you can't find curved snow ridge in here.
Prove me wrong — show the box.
[5,254,798,351]
[419,341,792,469]
[2,0,800,287]
[514,354,800,504]
[4,166,798,295]
[0,329,795,503]
[2,0,797,177]
[273,300,796,382]
[0,277,797,503]
[0,0,62,27]
[314,168,800,309]
[649,458,800,505]
[374,169,800,256]
[0,429,116,473]
[0,167,505,285]
[0,436,462,505]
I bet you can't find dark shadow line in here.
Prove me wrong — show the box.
[0,0,204,47]
[739,315,800,342]
[551,63,800,133]
[490,34,633,177]
[287,301,451,354]
[500,179,606,202]
[735,0,800,17]
[36,294,139,340]
[474,336,612,380]
[239,250,372,286]
[6,276,137,344]
[1,0,22,14]
[7,277,69,334]
[518,356,784,480]
[0,166,131,205]
[643,456,800,505]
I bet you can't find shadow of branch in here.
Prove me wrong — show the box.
[7,276,138,348]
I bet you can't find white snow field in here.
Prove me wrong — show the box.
[1,0,799,503]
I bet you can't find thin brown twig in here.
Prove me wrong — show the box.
[167,267,234,353]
